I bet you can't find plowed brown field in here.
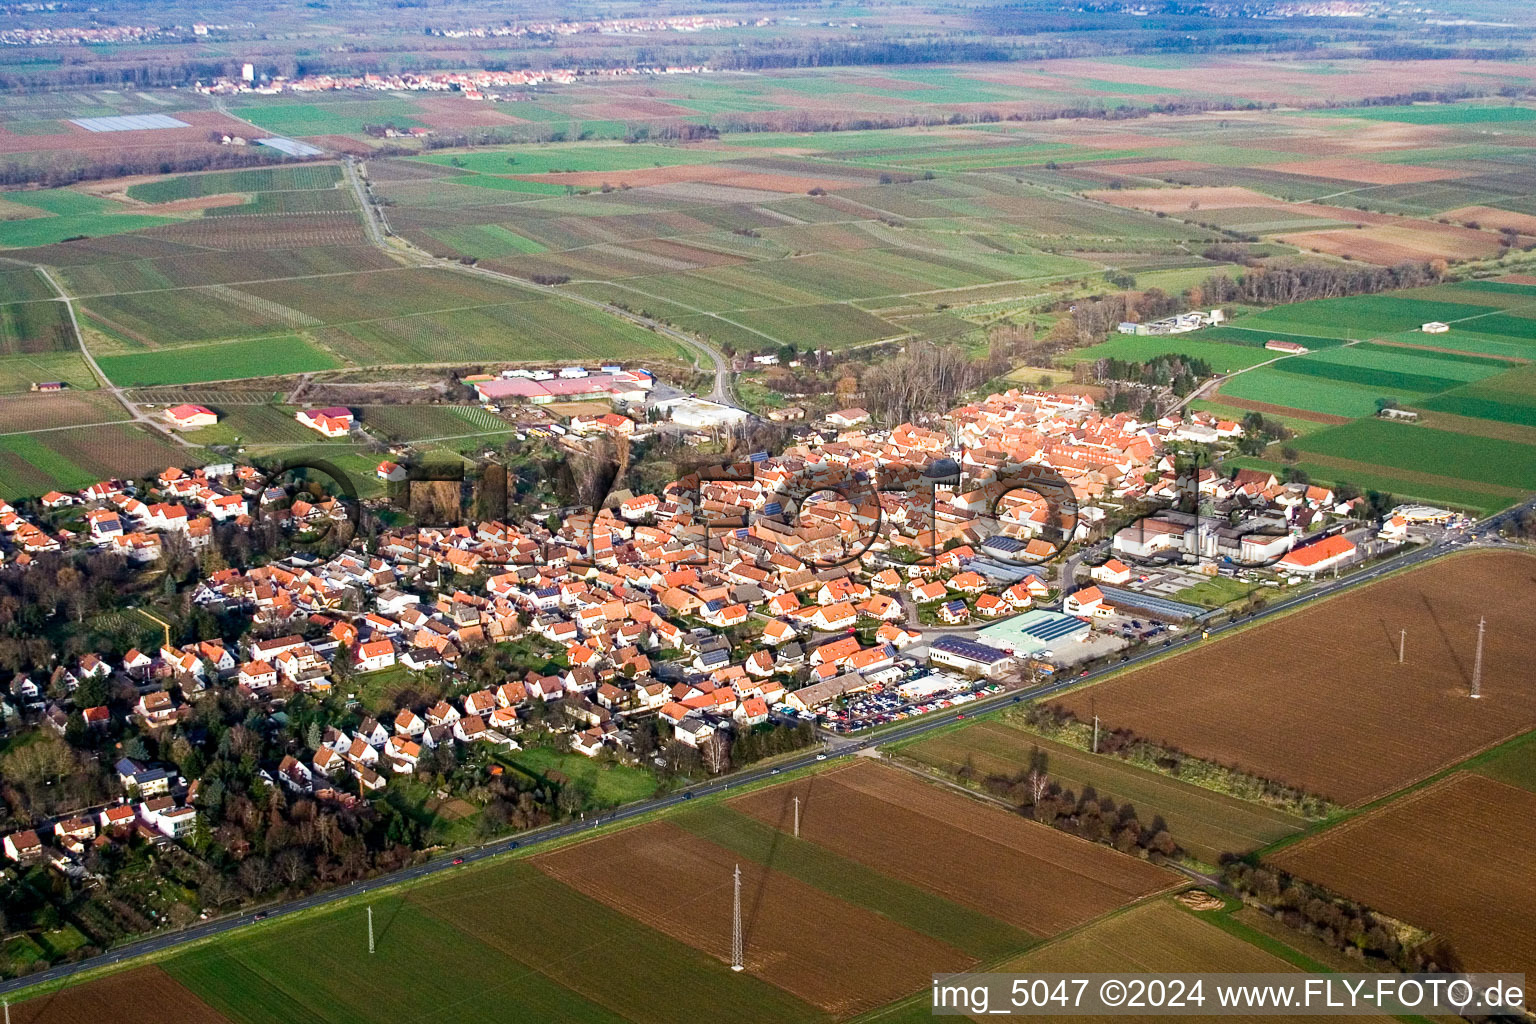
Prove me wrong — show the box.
[729,760,1176,937]
[535,819,971,1018]
[11,966,230,1024]
[1270,772,1536,999]
[1278,158,1467,184]
[1053,550,1536,806]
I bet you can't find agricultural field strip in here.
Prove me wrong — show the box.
[48,264,407,300]
[75,291,558,350]
[405,863,816,1024]
[898,722,1308,860]
[535,818,972,1017]
[0,418,138,437]
[728,761,1178,938]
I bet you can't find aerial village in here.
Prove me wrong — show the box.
[0,376,1460,876]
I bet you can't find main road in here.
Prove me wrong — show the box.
[342,159,740,408]
[5,501,1526,1001]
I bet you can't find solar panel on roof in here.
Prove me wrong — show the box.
[931,634,1008,662]
[1024,617,1087,642]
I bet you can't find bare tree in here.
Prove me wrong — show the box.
[1027,745,1049,806]
[702,732,732,775]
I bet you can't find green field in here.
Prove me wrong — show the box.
[1195,326,1349,350]
[1,188,114,216]
[96,335,342,386]
[126,164,342,203]
[427,223,549,258]
[507,746,657,808]
[1292,418,1536,492]
[0,299,72,355]
[230,98,425,136]
[1232,295,1506,341]
[0,211,176,248]
[0,351,98,394]
[0,422,192,498]
[418,144,730,176]
[897,721,1307,865]
[411,860,817,1024]
[1470,731,1536,794]
[1310,103,1536,125]
[165,894,631,1024]
[1219,367,1433,418]
[1230,455,1512,515]
[1418,366,1536,426]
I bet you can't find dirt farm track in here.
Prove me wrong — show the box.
[1053,550,1536,806]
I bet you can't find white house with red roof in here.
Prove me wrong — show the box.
[164,404,218,429]
[1089,559,1133,585]
[1064,585,1110,618]
[296,407,354,438]
[1278,534,1356,576]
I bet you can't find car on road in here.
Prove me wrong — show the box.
[452,857,464,865]
[956,713,966,720]
[253,912,269,921]
[816,753,828,760]
[683,792,694,799]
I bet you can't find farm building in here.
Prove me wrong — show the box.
[656,397,750,429]
[1278,533,1357,576]
[296,407,354,438]
[827,407,871,428]
[1265,339,1309,354]
[164,404,218,428]
[977,609,1091,657]
[927,634,1013,677]
[473,370,653,405]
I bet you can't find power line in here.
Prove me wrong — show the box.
[731,864,744,972]
[1470,615,1485,699]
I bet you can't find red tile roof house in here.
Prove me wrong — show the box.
[295,407,355,438]
[164,404,218,429]
[3,829,43,864]
[1063,585,1111,618]
[1278,534,1357,576]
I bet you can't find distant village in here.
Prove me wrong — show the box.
[196,62,715,101]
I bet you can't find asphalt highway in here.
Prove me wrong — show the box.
[2,504,1526,1001]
